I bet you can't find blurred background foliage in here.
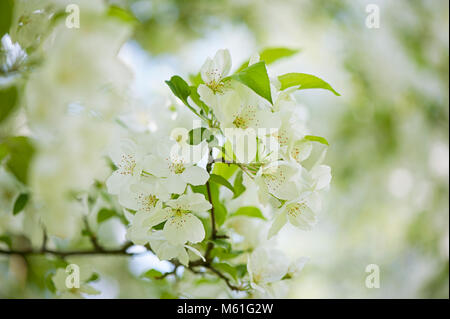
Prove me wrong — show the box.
[0,0,448,298]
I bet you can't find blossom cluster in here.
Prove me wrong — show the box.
[107,49,334,296]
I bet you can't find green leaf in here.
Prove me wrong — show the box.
[0,0,13,37]
[236,47,300,72]
[1,136,35,184]
[209,182,227,226]
[107,5,139,24]
[0,235,12,248]
[278,73,340,96]
[165,76,191,106]
[189,73,203,86]
[212,162,238,180]
[0,86,18,124]
[97,208,116,223]
[212,262,237,281]
[210,247,243,260]
[231,206,266,220]
[210,239,231,251]
[227,62,272,104]
[45,272,57,293]
[232,170,246,199]
[235,264,248,278]
[188,127,211,145]
[189,86,209,114]
[304,135,329,146]
[86,272,100,283]
[13,193,29,215]
[260,47,300,65]
[209,174,235,194]
[141,269,163,279]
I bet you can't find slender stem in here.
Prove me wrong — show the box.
[0,242,133,257]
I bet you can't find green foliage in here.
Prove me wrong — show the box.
[212,163,238,180]
[304,135,330,146]
[230,206,266,220]
[232,170,246,199]
[237,47,300,71]
[107,5,139,25]
[209,182,227,226]
[190,86,209,113]
[165,75,191,106]
[0,235,12,248]
[188,127,212,145]
[13,193,29,215]
[227,62,273,104]
[278,72,340,96]
[0,0,13,38]
[97,208,116,223]
[141,269,164,280]
[209,174,235,194]
[0,136,35,184]
[212,262,238,280]
[0,85,18,124]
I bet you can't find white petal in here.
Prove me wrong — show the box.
[181,166,209,186]
[214,49,231,78]
[311,165,332,190]
[144,207,172,228]
[184,245,205,262]
[267,212,287,239]
[106,171,131,195]
[163,174,186,194]
[163,213,205,245]
[142,155,170,177]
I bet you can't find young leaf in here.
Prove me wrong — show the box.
[209,174,235,194]
[1,136,35,184]
[0,0,14,37]
[209,182,227,226]
[13,193,29,215]
[212,162,238,180]
[0,85,18,124]
[278,73,340,96]
[141,269,163,279]
[165,76,191,106]
[97,208,116,223]
[232,170,246,199]
[231,206,266,220]
[189,86,209,113]
[236,47,300,72]
[259,47,300,65]
[304,135,329,146]
[212,262,237,281]
[0,235,12,248]
[107,5,139,24]
[227,62,272,104]
[188,127,210,145]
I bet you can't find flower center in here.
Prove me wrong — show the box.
[137,193,158,211]
[118,154,136,175]
[286,202,306,218]
[233,116,248,129]
[169,160,185,174]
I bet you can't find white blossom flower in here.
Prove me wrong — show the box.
[148,231,205,266]
[106,139,145,195]
[255,161,304,203]
[117,176,170,212]
[143,142,209,194]
[247,247,289,293]
[200,49,231,92]
[52,266,100,298]
[268,192,319,238]
[143,193,211,245]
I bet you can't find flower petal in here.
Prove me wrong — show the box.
[181,166,209,186]
[163,213,205,245]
